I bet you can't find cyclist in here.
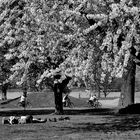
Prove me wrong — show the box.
[19,91,27,108]
[62,85,71,107]
[88,94,98,106]
[62,94,69,107]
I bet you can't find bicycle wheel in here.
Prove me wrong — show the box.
[17,102,22,108]
[95,101,102,108]
[87,101,94,108]
[25,101,32,108]
[68,101,74,108]
[17,100,32,109]
[17,101,26,108]
[63,102,66,107]
[87,101,91,108]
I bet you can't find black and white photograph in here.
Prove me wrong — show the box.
[0,0,140,139]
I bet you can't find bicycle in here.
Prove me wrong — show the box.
[87,99,102,108]
[63,98,74,108]
[17,98,32,110]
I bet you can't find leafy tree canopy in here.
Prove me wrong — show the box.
[0,0,140,91]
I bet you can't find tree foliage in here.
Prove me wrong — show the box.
[58,0,140,92]
[0,0,140,94]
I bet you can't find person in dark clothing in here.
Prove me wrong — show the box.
[1,80,9,100]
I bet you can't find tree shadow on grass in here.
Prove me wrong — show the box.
[119,103,140,114]
[60,115,140,133]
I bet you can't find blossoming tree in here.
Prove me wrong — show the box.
[0,0,74,114]
[1,0,140,113]
[60,0,140,107]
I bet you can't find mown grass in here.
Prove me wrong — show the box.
[0,91,88,109]
[1,114,140,140]
[1,91,140,139]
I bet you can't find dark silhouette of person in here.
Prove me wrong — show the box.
[1,81,9,100]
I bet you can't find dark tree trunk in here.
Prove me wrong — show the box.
[1,89,7,100]
[53,82,63,115]
[118,57,136,108]
[97,90,101,98]
[96,84,101,98]
[53,76,72,115]
[22,83,27,97]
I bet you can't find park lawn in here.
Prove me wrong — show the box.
[0,91,88,109]
[0,90,121,109]
[1,114,140,140]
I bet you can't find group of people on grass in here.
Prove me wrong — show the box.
[2,89,98,125]
[2,115,47,125]
[2,115,71,125]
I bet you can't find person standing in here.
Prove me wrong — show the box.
[1,80,9,100]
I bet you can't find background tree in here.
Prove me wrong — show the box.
[0,0,24,99]
[0,54,11,100]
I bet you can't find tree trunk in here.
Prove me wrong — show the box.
[1,89,7,100]
[118,58,136,108]
[53,75,72,115]
[1,84,8,100]
[96,89,100,98]
[53,82,63,115]
[96,84,101,98]
[22,82,27,97]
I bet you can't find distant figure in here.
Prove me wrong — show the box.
[19,92,27,108]
[1,80,9,100]
[62,94,69,107]
[89,94,97,105]
[79,93,81,99]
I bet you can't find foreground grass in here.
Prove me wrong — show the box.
[1,115,140,140]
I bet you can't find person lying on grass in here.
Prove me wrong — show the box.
[2,115,47,125]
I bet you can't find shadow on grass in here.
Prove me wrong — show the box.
[0,108,117,116]
[0,97,20,105]
[119,103,140,114]
[60,115,140,133]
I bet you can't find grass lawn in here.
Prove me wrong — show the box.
[1,114,140,140]
[0,91,88,109]
[1,91,140,139]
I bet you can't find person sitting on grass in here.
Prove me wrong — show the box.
[89,94,98,106]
